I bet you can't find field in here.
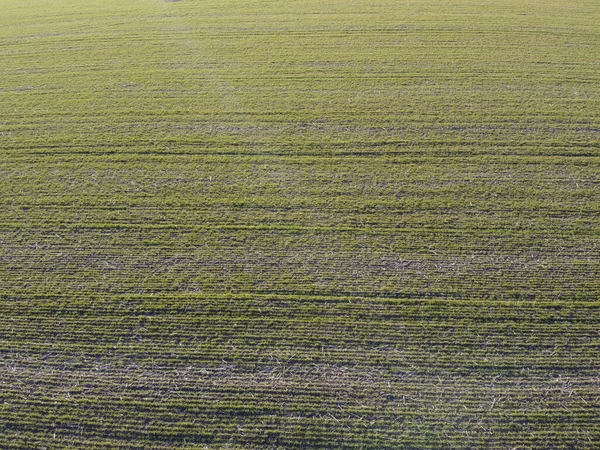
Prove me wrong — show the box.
[1,0,599,448]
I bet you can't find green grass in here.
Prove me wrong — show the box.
[1,0,599,448]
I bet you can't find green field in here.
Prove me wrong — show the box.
[1,0,599,448]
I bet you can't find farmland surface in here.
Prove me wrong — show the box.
[1,0,599,448]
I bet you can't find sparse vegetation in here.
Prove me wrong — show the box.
[1,0,599,448]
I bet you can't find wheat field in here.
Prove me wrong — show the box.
[1,0,599,448]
